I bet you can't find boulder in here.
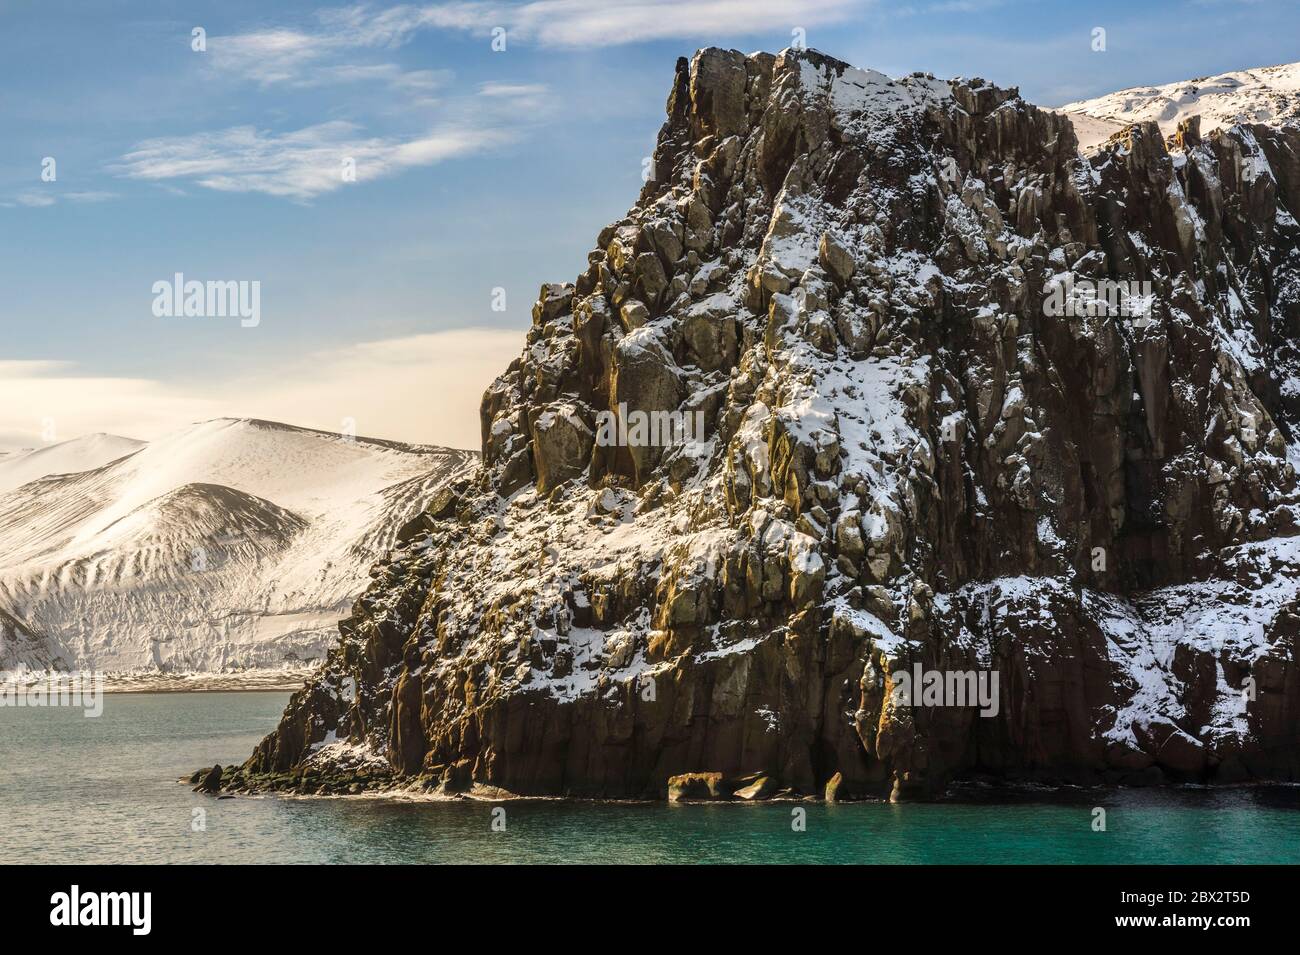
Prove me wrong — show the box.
[193,764,222,793]
[667,772,728,801]
[532,283,573,324]
[818,232,855,286]
[733,775,776,800]
[824,771,845,802]
[531,403,594,496]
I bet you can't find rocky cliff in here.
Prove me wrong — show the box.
[221,48,1300,801]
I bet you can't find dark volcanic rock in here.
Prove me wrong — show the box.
[194,764,222,793]
[226,48,1300,801]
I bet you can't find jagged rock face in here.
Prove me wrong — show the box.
[242,48,1300,801]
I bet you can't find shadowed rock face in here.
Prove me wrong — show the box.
[233,48,1300,801]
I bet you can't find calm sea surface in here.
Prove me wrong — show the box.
[3,691,1299,864]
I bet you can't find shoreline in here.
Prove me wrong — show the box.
[1,670,317,694]
[195,763,1298,804]
[102,674,311,693]
[196,778,1294,805]
[104,685,304,694]
[3,683,304,699]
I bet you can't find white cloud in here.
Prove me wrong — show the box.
[205,5,482,88]
[13,192,56,208]
[140,0,830,202]
[501,0,864,47]
[305,63,452,93]
[0,328,523,452]
[111,120,511,200]
[927,0,1007,12]
[207,27,324,85]
[0,189,118,209]
[63,190,120,203]
[478,81,548,97]
[116,6,561,202]
[0,367,216,449]
[0,360,74,377]
[209,1,865,74]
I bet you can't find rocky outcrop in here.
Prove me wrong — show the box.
[223,48,1300,802]
[192,764,222,793]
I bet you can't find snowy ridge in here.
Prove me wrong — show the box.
[0,418,474,674]
[0,433,144,494]
[1061,61,1300,145]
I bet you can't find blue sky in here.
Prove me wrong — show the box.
[1,0,1295,449]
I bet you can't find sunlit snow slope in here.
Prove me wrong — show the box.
[1060,62,1300,146]
[0,419,473,673]
[0,433,144,494]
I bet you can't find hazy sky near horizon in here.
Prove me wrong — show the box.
[2,0,1296,451]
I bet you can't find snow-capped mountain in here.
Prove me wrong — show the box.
[0,419,473,674]
[1060,61,1300,148]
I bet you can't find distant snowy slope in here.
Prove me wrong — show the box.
[1061,62,1300,139]
[0,433,144,494]
[1056,111,1127,152]
[0,418,474,674]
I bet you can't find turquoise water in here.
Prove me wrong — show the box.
[3,691,1300,864]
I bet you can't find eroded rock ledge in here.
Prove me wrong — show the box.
[214,48,1300,802]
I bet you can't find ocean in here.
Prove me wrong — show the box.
[3,691,1299,865]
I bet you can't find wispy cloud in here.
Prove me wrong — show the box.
[0,328,522,451]
[320,64,451,91]
[208,1,865,69]
[493,0,866,47]
[2,189,119,209]
[109,5,574,201]
[207,28,323,85]
[475,80,552,112]
[111,119,512,200]
[204,4,480,88]
[64,190,119,202]
[927,0,1007,12]
[478,81,547,97]
[107,0,852,201]
[208,26,452,93]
